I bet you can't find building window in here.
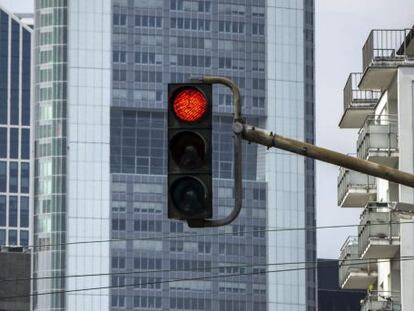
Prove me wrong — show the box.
[20,197,29,228]
[9,128,18,159]
[9,162,18,193]
[111,295,125,307]
[0,127,6,158]
[112,256,126,269]
[0,196,6,226]
[0,162,6,192]
[8,230,17,245]
[219,21,244,33]
[20,162,29,193]
[113,51,126,63]
[135,15,162,28]
[9,196,18,227]
[21,129,30,159]
[113,14,127,26]
[112,218,126,231]
[252,23,265,35]
[0,229,5,245]
[113,69,126,82]
[20,230,28,247]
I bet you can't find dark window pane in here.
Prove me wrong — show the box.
[0,229,5,245]
[20,197,29,227]
[20,162,29,193]
[21,129,30,159]
[8,229,17,245]
[9,162,18,192]
[10,21,20,125]
[0,161,6,192]
[9,196,18,227]
[0,196,6,226]
[0,127,6,157]
[0,12,8,125]
[20,230,28,247]
[9,128,19,158]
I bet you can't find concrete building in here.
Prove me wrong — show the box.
[337,27,414,310]
[32,1,315,310]
[0,5,32,248]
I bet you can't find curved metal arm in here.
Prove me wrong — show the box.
[189,76,243,227]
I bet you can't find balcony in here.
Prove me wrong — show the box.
[357,115,398,167]
[361,291,401,311]
[339,236,377,289]
[360,28,414,90]
[337,167,376,208]
[339,73,381,128]
[358,202,400,260]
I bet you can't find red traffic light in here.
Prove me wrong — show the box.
[173,88,207,122]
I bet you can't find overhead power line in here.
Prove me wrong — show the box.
[0,255,404,284]
[26,220,414,250]
[2,256,414,301]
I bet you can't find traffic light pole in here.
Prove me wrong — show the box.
[189,76,414,228]
[188,76,244,227]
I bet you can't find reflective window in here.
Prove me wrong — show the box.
[20,230,29,247]
[20,162,30,193]
[21,129,30,159]
[20,197,29,227]
[9,128,19,158]
[0,161,6,192]
[8,229,17,245]
[10,21,20,125]
[0,12,8,125]
[0,229,4,245]
[0,196,5,226]
[9,162,18,192]
[9,196,18,227]
[0,127,6,157]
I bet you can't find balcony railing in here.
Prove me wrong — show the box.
[357,115,398,167]
[339,236,377,289]
[362,28,414,73]
[340,73,381,128]
[337,166,376,208]
[361,291,401,311]
[358,202,400,259]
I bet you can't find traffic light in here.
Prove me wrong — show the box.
[168,83,212,224]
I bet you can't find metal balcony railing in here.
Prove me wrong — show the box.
[362,28,414,72]
[361,291,401,311]
[343,73,381,111]
[357,115,398,165]
[358,202,400,259]
[339,236,377,289]
[337,167,376,207]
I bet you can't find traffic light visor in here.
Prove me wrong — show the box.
[173,87,207,122]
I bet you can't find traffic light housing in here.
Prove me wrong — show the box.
[168,83,213,223]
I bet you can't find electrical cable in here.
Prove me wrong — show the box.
[25,219,414,249]
[2,256,414,300]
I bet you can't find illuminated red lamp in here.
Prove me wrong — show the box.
[173,88,207,122]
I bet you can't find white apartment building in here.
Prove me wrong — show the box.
[337,27,414,311]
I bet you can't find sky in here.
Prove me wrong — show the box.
[1,0,414,258]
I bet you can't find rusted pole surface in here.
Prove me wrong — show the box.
[241,123,414,188]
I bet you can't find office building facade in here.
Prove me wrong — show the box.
[0,6,32,248]
[33,0,315,310]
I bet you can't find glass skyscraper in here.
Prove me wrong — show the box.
[33,0,315,310]
[0,5,32,248]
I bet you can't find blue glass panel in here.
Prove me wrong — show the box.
[9,196,18,227]
[0,12,8,125]
[20,230,28,247]
[20,162,29,193]
[21,129,30,159]
[9,162,18,192]
[10,21,20,125]
[8,229,17,245]
[22,30,31,126]
[0,161,5,192]
[0,229,5,245]
[9,128,18,158]
[0,196,5,226]
[20,197,29,227]
[0,127,6,157]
